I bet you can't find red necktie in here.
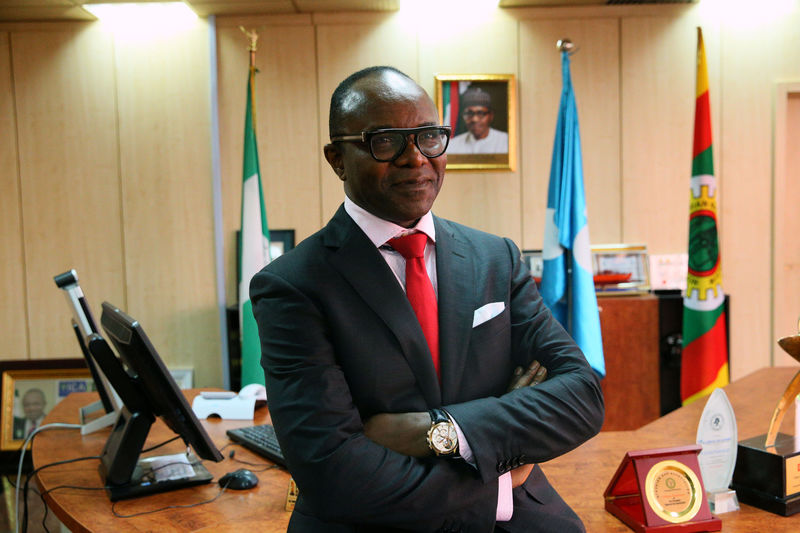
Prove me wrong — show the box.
[390,233,440,380]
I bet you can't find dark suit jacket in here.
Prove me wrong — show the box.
[250,206,604,532]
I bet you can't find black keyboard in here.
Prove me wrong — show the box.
[226,424,286,467]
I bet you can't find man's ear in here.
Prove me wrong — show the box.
[323,143,346,181]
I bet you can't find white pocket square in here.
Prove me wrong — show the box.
[472,302,505,328]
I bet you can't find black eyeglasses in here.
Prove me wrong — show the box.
[462,110,490,119]
[331,126,451,163]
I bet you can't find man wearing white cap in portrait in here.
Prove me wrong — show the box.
[447,86,509,154]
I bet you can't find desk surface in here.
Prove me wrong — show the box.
[35,367,800,532]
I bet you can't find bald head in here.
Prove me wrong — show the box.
[329,66,429,137]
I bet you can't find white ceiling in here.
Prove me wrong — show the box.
[0,0,694,23]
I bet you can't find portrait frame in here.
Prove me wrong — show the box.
[434,74,517,171]
[591,244,651,296]
[521,249,543,285]
[0,359,92,451]
[269,229,295,261]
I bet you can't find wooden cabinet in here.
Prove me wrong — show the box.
[597,294,660,431]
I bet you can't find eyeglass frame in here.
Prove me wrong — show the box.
[330,125,452,163]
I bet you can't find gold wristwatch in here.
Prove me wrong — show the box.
[427,408,459,457]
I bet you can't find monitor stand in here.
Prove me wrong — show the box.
[105,450,214,502]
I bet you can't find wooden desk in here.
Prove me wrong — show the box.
[546,366,799,532]
[34,369,800,532]
[33,391,291,532]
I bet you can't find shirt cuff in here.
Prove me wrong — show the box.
[450,417,475,466]
[496,472,513,521]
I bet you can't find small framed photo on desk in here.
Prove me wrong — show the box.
[591,244,650,295]
[0,359,93,450]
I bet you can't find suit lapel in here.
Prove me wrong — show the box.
[325,206,441,407]
[434,217,475,403]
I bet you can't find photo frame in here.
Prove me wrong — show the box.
[269,229,295,260]
[521,249,543,285]
[434,74,517,171]
[591,244,651,295]
[1,359,93,451]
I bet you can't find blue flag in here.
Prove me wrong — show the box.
[541,51,605,377]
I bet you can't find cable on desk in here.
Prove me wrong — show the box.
[37,485,106,533]
[110,483,230,518]
[14,423,81,533]
[225,443,285,471]
[141,435,181,454]
[23,453,102,533]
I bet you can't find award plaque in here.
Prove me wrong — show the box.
[696,388,739,513]
[730,321,800,516]
[604,445,721,532]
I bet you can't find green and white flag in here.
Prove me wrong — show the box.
[239,68,270,387]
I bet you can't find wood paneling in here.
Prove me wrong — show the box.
[620,15,696,254]
[520,16,620,250]
[113,20,220,387]
[12,26,124,359]
[773,87,800,366]
[216,15,319,307]
[0,31,27,359]
[597,295,660,431]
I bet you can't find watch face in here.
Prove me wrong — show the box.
[429,422,458,454]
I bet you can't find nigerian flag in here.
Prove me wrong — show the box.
[681,28,729,405]
[239,67,270,387]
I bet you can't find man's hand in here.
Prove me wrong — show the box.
[363,412,431,458]
[507,360,547,392]
[506,361,544,489]
[510,463,534,488]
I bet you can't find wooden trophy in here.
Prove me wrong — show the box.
[730,320,800,516]
[605,445,721,532]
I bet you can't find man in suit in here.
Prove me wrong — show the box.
[250,66,604,532]
[13,388,47,440]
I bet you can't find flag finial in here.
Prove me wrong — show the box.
[240,26,259,68]
[557,38,576,54]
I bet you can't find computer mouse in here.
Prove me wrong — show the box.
[219,468,259,490]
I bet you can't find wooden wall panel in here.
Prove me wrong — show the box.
[113,20,220,387]
[519,16,620,251]
[216,15,319,308]
[12,26,124,359]
[0,31,28,359]
[315,13,419,222]
[718,16,795,378]
[620,15,696,254]
[773,87,800,366]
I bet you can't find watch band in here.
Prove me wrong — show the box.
[429,408,450,426]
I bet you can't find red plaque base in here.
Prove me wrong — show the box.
[604,445,721,532]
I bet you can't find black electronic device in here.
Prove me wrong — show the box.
[218,468,259,490]
[54,270,121,430]
[90,301,223,501]
[226,424,286,467]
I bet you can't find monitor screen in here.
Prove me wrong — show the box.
[92,301,222,500]
[100,302,223,463]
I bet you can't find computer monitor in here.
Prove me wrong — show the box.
[90,301,223,501]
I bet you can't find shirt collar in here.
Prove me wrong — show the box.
[344,196,436,248]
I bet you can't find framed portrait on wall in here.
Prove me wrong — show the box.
[434,74,517,171]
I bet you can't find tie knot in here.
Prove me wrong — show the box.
[390,233,428,259]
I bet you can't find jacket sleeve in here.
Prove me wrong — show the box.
[251,268,498,532]
[445,237,605,484]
